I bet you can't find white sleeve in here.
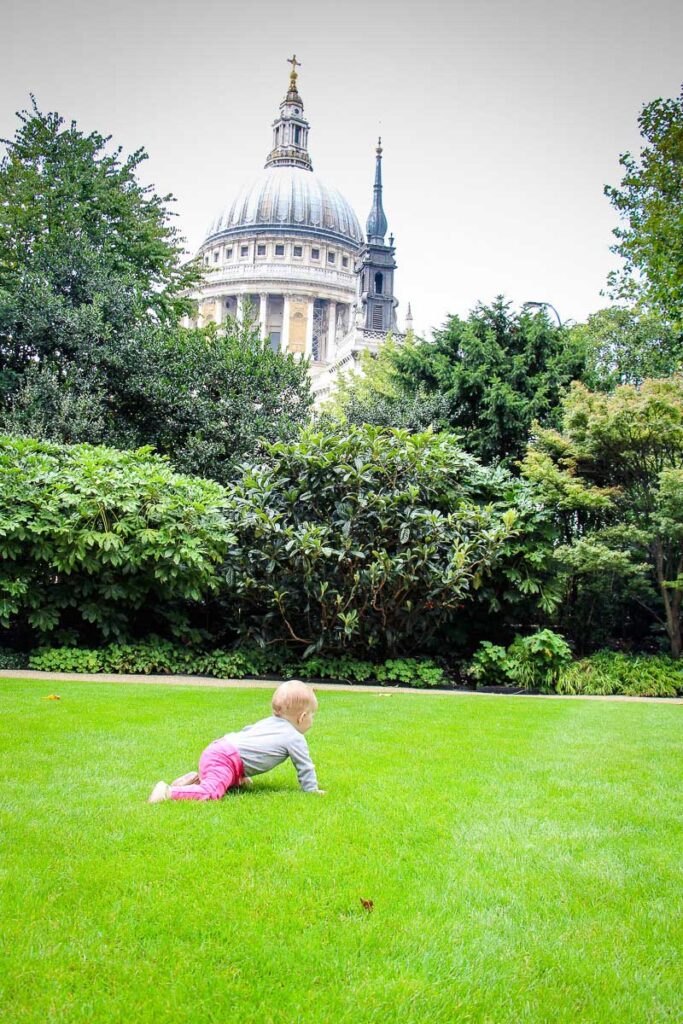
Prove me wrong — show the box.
[288,734,319,792]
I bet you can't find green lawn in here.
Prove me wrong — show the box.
[1,679,681,1024]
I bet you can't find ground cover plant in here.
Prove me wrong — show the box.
[26,638,450,688]
[1,678,681,1024]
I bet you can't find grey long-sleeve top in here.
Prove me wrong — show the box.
[223,715,319,792]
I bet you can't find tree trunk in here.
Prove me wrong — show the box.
[655,542,682,659]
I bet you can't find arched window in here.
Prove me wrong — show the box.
[295,126,301,144]
[374,272,384,294]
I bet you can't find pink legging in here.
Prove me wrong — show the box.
[170,739,244,801]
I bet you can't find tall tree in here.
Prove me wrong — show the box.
[573,305,683,391]
[0,98,202,395]
[4,317,314,486]
[523,377,683,658]
[605,86,683,324]
[329,297,586,467]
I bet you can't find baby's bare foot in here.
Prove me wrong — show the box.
[148,781,171,803]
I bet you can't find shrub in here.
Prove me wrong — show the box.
[28,639,450,688]
[0,436,233,641]
[506,630,573,692]
[0,647,28,670]
[470,630,572,692]
[221,425,517,658]
[469,642,511,687]
[557,651,683,697]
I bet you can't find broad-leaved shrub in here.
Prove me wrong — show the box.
[0,436,233,639]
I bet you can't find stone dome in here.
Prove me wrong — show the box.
[204,166,363,249]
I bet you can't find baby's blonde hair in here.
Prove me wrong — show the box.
[272,679,317,718]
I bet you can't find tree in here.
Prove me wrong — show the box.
[0,98,202,396]
[605,87,683,324]
[573,305,683,391]
[110,319,314,484]
[523,377,683,658]
[330,297,586,467]
[2,317,314,485]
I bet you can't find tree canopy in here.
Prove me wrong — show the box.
[0,101,313,483]
[327,297,587,467]
[523,377,683,658]
[572,305,683,391]
[605,86,683,324]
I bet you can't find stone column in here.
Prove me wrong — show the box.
[305,298,315,358]
[326,301,337,362]
[281,294,290,353]
[214,297,224,326]
[236,294,245,325]
[259,293,268,341]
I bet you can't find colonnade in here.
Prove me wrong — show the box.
[210,293,350,363]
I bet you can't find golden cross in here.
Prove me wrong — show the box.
[287,54,301,84]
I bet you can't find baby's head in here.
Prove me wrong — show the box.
[272,680,318,734]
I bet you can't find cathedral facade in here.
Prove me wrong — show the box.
[191,57,406,401]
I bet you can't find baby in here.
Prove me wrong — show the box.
[148,680,324,802]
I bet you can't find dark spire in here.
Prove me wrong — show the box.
[365,138,388,244]
[265,55,313,171]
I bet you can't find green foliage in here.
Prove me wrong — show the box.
[0,435,232,640]
[573,306,683,392]
[469,641,511,687]
[221,424,518,657]
[0,98,201,399]
[557,652,683,698]
[470,630,572,692]
[506,630,573,692]
[0,103,311,482]
[523,377,683,657]
[0,647,28,669]
[28,638,449,688]
[327,298,587,467]
[322,336,450,432]
[107,320,313,485]
[605,87,683,324]
[1,363,112,445]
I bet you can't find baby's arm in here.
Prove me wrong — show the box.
[289,734,323,793]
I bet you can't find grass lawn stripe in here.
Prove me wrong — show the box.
[0,679,681,1023]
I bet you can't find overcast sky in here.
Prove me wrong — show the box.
[2,0,681,336]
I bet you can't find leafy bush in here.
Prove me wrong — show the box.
[470,642,511,687]
[506,630,573,692]
[470,630,572,692]
[28,639,449,688]
[0,647,28,670]
[557,652,683,697]
[221,424,517,658]
[0,436,233,640]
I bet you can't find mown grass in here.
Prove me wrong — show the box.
[0,678,681,1024]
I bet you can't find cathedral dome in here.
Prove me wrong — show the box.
[204,166,363,249]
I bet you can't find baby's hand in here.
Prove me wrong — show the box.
[314,789,327,796]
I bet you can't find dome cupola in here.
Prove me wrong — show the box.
[265,54,313,172]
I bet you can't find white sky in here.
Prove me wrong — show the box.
[2,0,681,336]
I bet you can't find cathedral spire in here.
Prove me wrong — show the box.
[355,138,398,335]
[365,137,388,244]
[265,55,313,171]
